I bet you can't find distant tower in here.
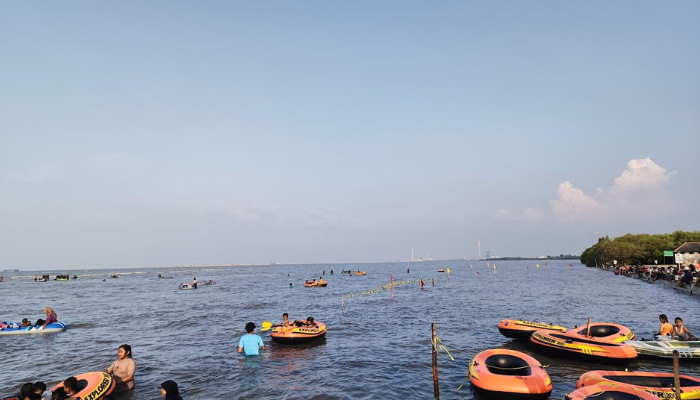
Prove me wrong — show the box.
[478,240,481,259]
[411,247,414,262]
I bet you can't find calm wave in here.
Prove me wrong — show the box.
[2,260,699,399]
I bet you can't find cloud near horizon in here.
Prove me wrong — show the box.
[550,158,676,221]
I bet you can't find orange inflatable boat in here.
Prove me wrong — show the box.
[569,322,635,342]
[50,371,114,400]
[468,349,552,399]
[564,383,660,400]
[577,370,700,399]
[498,319,567,340]
[530,330,637,364]
[270,321,327,344]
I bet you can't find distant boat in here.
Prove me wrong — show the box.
[437,269,445,272]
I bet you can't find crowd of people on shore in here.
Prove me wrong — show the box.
[604,261,700,289]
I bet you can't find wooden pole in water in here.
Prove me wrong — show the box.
[432,322,439,398]
[673,350,681,399]
[341,295,344,311]
[391,274,394,299]
[586,317,592,338]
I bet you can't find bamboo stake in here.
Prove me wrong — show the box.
[432,323,439,398]
[341,295,344,311]
[673,350,681,399]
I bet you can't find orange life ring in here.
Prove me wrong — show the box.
[50,371,114,400]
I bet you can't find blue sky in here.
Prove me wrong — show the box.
[1,2,698,270]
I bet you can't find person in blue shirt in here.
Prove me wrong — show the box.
[238,322,265,356]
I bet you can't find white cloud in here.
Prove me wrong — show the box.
[550,181,603,218]
[547,158,676,221]
[610,158,676,193]
[494,207,543,221]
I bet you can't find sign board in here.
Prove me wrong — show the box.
[675,253,683,264]
[663,250,673,257]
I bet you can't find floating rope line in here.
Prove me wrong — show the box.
[342,279,421,300]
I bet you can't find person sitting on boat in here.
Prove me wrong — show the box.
[34,307,57,329]
[294,317,317,328]
[5,382,42,400]
[21,318,31,328]
[654,314,673,339]
[192,277,198,288]
[51,377,78,400]
[673,317,692,341]
[275,313,293,328]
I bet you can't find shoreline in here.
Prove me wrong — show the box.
[596,266,700,297]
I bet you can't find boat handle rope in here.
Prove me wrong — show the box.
[434,335,455,361]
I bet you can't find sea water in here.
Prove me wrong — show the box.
[1,260,698,399]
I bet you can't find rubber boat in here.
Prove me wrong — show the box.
[498,319,567,340]
[564,383,660,400]
[0,321,67,336]
[437,269,445,272]
[568,322,635,343]
[50,371,114,400]
[577,370,700,399]
[530,330,637,363]
[304,280,318,287]
[317,279,328,287]
[468,349,551,399]
[353,271,366,276]
[624,339,700,360]
[270,322,327,344]
[178,283,197,290]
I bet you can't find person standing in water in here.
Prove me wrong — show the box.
[105,344,136,392]
[238,322,265,356]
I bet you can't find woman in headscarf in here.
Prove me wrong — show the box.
[160,380,183,400]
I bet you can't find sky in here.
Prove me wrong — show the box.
[1,2,699,270]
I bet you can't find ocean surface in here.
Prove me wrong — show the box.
[1,260,699,399]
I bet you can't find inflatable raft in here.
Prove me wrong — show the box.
[530,330,637,364]
[270,322,327,344]
[569,322,635,343]
[577,370,700,399]
[498,319,567,340]
[565,383,660,400]
[178,283,197,290]
[624,339,700,360]
[0,321,67,336]
[468,349,551,399]
[50,371,114,400]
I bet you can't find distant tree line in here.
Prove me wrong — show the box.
[485,254,579,261]
[580,231,700,267]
